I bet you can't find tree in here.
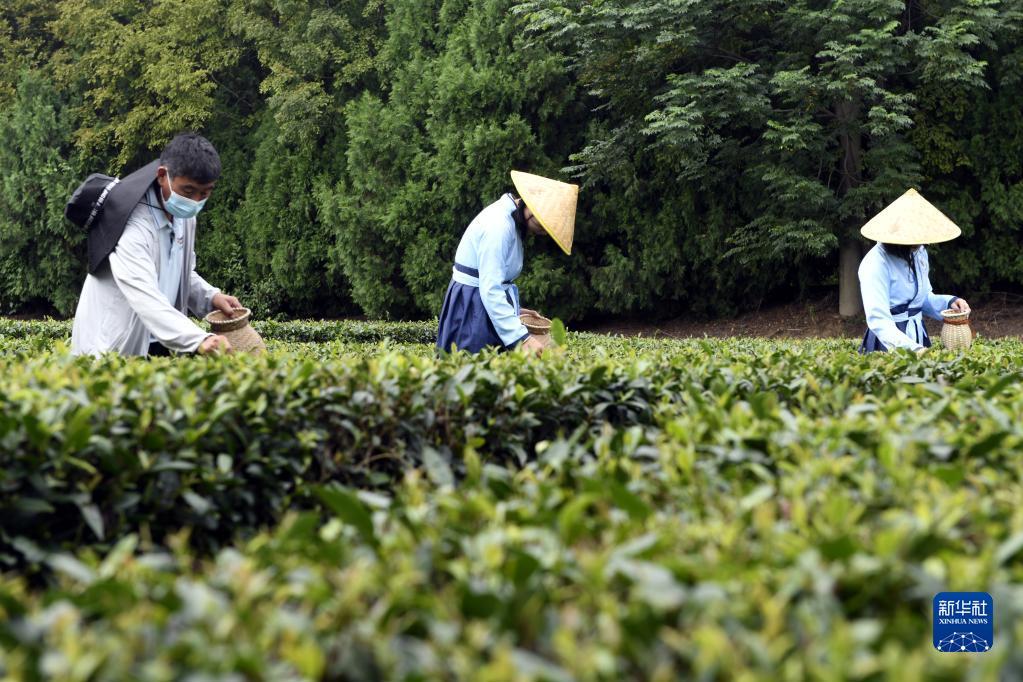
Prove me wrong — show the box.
[320,0,588,320]
[909,0,1023,297]
[0,0,59,105]
[0,70,80,314]
[1,0,1020,321]
[206,0,387,317]
[51,0,247,171]
[519,0,1015,317]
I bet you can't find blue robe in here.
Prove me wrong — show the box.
[858,244,958,353]
[437,194,530,353]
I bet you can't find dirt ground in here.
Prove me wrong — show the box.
[575,292,1023,340]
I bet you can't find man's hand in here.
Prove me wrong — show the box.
[519,307,539,318]
[520,335,545,356]
[199,334,232,355]
[212,293,243,317]
[950,298,971,314]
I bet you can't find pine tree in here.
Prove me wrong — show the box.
[0,70,80,314]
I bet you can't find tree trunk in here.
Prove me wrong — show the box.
[835,98,864,318]
[839,238,863,317]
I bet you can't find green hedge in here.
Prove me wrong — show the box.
[4,328,1023,678]
[0,318,438,344]
[3,332,1023,569]
[0,337,663,564]
[2,337,1023,677]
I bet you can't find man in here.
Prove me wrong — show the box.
[69,133,242,356]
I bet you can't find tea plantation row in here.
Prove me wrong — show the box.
[1,322,1021,680]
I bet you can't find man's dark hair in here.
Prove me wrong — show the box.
[160,132,221,183]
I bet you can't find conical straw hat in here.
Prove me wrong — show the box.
[860,188,961,245]
[510,170,579,255]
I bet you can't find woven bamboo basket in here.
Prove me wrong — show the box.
[204,307,266,354]
[939,309,972,351]
[520,312,553,347]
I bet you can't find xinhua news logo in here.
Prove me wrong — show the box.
[933,592,994,653]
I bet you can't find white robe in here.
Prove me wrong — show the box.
[450,194,527,346]
[71,198,219,357]
[858,243,956,352]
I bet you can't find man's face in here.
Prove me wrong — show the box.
[522,206,546,236]
[158,166,216,203]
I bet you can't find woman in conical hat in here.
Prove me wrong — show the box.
[437,171,578,355]
[858,188,970,354]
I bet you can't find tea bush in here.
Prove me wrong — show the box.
[1,321,1022,679]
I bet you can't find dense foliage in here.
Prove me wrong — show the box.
[2,320,1023,678]
[1,1,1021,319]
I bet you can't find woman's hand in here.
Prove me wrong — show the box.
[520,335,545,356]
[951,298,971,313]
[198,334,233,355]
[519,307,539,318]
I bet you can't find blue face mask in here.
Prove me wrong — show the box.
[162,171,207,219]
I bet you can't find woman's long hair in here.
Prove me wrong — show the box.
[882,243,919,268]
[510,192,528,238]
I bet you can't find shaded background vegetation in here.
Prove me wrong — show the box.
[1,0,1021,321]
